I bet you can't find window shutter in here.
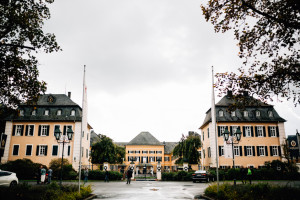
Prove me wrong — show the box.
[255,127,258,137]
[239,146,242,156]
[270,146,273,156]
[128,156,129,161]
[244,146,247,156]
[30,125,34,135]
[21,125,24,136]
[252,146,255,156]
[63,126,66,135]
[257,146,260,156]
[146,157,148,163]
[243,126,246,137]
[263,126,266,137]
[218,126,220,137]
[36,145,40,156]
[265,146,268,156]
[12,125,16,136]
[268,126,271,137]
[219,146,221,156]
[25,125,28,136]
[68,146,71,156]
[230,126,233,135]
[276,127,279,137]
[45,146,48,156]
[251,126,254,137]
[278,146,281,156]
[38,125,41,136]
[46,125,50,136]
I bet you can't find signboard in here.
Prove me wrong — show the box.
[224,136,233,159]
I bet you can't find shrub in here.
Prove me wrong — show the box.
[49,158,77,180]
[85,170,122,180]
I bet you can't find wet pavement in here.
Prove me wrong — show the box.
[89,181,209,200]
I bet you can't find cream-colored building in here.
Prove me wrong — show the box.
[1,93,91,171]
[200,92,286,169]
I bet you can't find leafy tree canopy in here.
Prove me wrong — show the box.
[0,0,61,109]
[202,0,300,106]
[91,134,125,164]
[172,132,201,164]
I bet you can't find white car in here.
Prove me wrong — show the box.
[0,170,18,187]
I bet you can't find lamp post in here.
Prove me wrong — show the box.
[144,164,147,180]
[223,126,242,186]
[54,126,74,187]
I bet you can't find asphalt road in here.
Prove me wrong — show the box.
[89,181,209,200]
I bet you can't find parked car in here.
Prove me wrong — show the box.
[0,170,18,187]
[192,170,214,183]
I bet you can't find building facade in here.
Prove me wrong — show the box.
[200,92,286,169]
[1,93,91,171]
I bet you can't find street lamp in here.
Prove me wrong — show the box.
[144,164,147,180]
[223,126,242,186]
[54,126,73,187]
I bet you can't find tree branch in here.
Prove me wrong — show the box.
[0,43,35,50]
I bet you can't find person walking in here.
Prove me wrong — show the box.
[247,167,253,184]
[84,167,89,184]
[126,168,133,184]
[36,166,42,184]
[47,168,53,184]
[40,166,46,184]
[104,169,109,182]
[240,167,247,184]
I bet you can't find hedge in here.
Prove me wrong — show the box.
[82,170,123,180]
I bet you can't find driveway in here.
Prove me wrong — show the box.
[90,181,209,200]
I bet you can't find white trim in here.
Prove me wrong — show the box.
[26,124,35,136]
[38,144,47,156]
[25,144,33,156]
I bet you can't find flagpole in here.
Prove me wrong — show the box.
[78,65,86,193]
[212,66,219,193]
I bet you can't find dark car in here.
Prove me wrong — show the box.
[192,170,214,183]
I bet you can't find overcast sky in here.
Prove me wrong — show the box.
[37,0,299,142]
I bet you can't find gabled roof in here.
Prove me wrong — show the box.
[31,94,79,106]
[200,94,286,129]
[127,132,163,146]
[164,142,178,154]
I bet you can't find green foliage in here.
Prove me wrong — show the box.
[0,0,61,108]
[84,170,122,180]
[202,0,300,105]
[205,183,300,200]
[0,182,92,200]
[0,158,46,180]
[162,171,193,181]
[49,158,77,180]
[172,133,201,164]
[91,134,125,164]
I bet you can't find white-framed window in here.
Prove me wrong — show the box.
[37,145,47,156]
[256,110,260,117]
[234,146,240,156]
[12,144,19,156]
[26,125,34,136]
[86,148,88,158]
[52,145,58,156]
[219,110,224,117]
[246,146,253,156]
[128,150,134,154]
[142,151,148,154]
[71,110,75,116]
[149,151,155,154]
[268,111,273,117]
[32,110,36,116]
[220,165,229,169]
[258,146,265,156]
[135,150,140,154]
[149,156,155,162]
[208,147,211,158]
[269,126,276,137]
[232,126,238,134]
[156,151,162,154]
[156,156,162,161]
[231,111,236,117]
[245,126,251,137]
[233,165,241,169]
[19,110,24,116]
[164,157,170,161]
[219,126,227,135]
[15,125,23,136]
[257,126,264,137]
[57,110,62,116]
[219,146,224,156]
[44,110,49,116]
[41,125,48,136]
[25,145,32,156]
[271,146,278,156]
[243,111,248,117]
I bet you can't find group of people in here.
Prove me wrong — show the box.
[37,166,52,185]
[240,166,253,184]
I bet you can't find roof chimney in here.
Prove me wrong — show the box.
[68,92,71,99]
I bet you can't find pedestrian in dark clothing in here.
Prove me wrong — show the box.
[47,168,53,184]
[104,169,109,182]
[84,167,89,184]
[240,167,247,184]
[126,168,133,184]
[36,166,41,184]
[247,167,253,184]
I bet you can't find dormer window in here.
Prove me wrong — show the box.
[231,111,236,117]
[19,110,24,116]
[256,110,260,117]
[219,110,224,117]
[32,110,36,116]
[57,110,62,116]
[44,110,49,116]
[71,110,75,116]
[268,111,273,117]
[243,111,248,117]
